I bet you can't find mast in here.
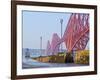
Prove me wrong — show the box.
[60,19,63,52]
[40,36,42,56]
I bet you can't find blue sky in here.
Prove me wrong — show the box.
[22,10,71,49]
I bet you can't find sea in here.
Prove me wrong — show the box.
[22,48,88,69]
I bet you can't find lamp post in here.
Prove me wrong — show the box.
[60,19,63,52]
[40,36,42,56]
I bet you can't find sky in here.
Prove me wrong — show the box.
[22,10,71,49]
[22,10,89,50]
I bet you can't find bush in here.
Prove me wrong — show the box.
[74,50,89,64]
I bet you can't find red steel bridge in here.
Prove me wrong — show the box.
[46,13,89,55]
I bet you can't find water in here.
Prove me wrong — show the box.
[22,48,89,69]
[22,58,88,69]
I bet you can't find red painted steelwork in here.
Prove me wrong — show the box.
[46,13,89,55]
[51,33,60,55]
[64,13,89,52]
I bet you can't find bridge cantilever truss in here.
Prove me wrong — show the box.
[46,13,89,55]
[45,33,60,55]
[51,33,60,55]
[64,13,89,52]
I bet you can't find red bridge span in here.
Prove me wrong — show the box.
[46,13,89,55]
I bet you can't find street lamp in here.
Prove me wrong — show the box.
[60,19,63,52]
[40,36,42,56]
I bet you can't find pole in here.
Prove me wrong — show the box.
[40,36,42,56]
[60,19,63,52]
